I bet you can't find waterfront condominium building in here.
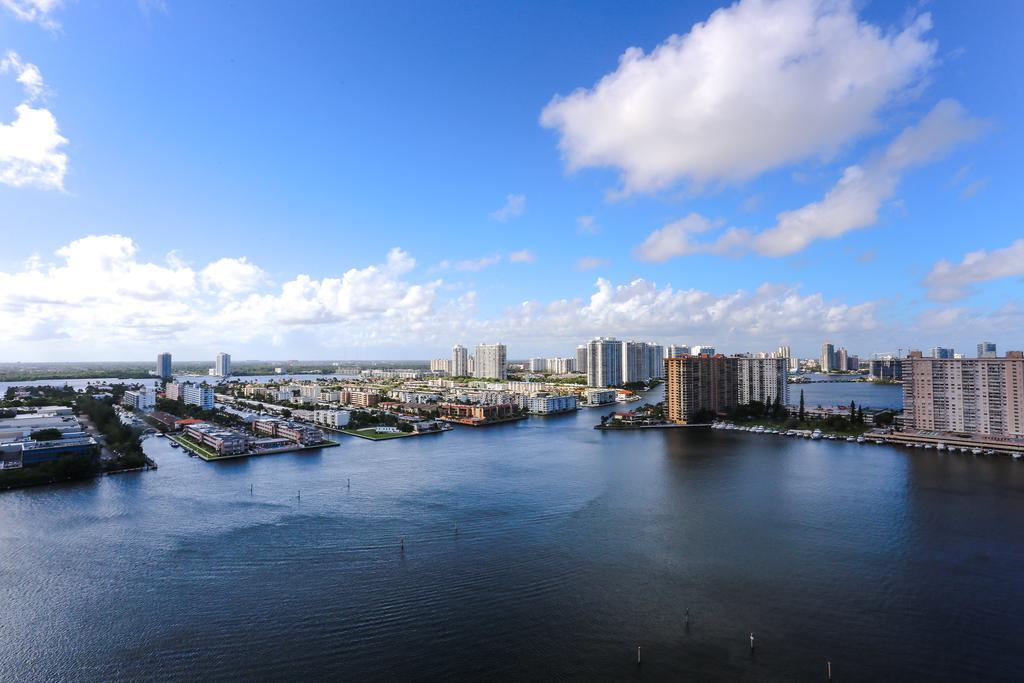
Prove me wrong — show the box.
[646,343,665,379]
[586,337,623,388]
[737,357,789,406]
[452,344,469,377]
[182,383,215,410]
[429,358,451,374]
[156,352,172,380]
[528,358,546,372]
[820,342,836,372]
[575,345,589,376]
[546,357,575,374]
[977,341,997,358]
[902,351,1024,437]
[215,352,232,377]
[665,355,738,423]
[622,341,650,384]
[474,343,507,380]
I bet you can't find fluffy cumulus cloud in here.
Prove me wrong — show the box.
[922,239,1024,301]
[541,0,936,195]
[0,0,61,29]
[0,50,68,190]
[490,193,526,222]
[634,100,985,260]
[1,234,891,357]
[201,257,268,296]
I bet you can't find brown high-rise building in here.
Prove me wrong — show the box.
[665,355,738,423]
[902,352,1024,437]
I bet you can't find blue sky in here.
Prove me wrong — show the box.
[0,0,1022,361]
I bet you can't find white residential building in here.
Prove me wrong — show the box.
[430,358,452,374]
[528,357,546,372]
[313,409,350,429]
[183,383,215,410]
[586,337,622,387]
[215,352,232,377]
[737,357,789,406]
[526,395,577,414]
[474,343,507,380]
[545,357,575,374]
[121,388,156,411]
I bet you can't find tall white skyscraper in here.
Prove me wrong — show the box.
[586,337,623,387]
[622,341,650,383]
[215,352,232,376]
[474,343,507,380]
[452,344,469,376]
[737,357,789,406]
[156,352,172,380]
[977,342,997,358]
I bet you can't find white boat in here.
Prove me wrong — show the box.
[169,442,179,448]
[856,436,866,444]
[826,435,837,440]
[810,431,822,440]
[971,448,982,455]
[846,436,856,442]
[874,439,884,445]
[1013,453,1022,460]
[936,443,946,451]
[923,444,934,450]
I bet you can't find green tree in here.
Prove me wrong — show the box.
[849,400,856,422]
[798,390,805,422]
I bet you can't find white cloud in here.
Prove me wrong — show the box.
[540,0,936,196]
[575,257,607,271]
[490,193,526,222]
[750,99,984,255]
[576,215,599,235]
[1,51,45,99]
[508,250,536,263]
[634,100,985,260]
[1,0,61,29]
[0,234,891,358]
[201,257,268,296]
[922,239,1024,301]
[455,254,502,272]
[0,51,68,190]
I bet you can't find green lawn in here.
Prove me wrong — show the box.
[171,435,221,460]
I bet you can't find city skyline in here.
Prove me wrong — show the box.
[1,1,1022,361]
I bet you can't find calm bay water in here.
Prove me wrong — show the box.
[1,388,1022,681]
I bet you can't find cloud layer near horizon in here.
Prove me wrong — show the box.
[0,234,895,357]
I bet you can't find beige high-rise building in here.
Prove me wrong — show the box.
[665,355,738,424]
[902,352,1024,437]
